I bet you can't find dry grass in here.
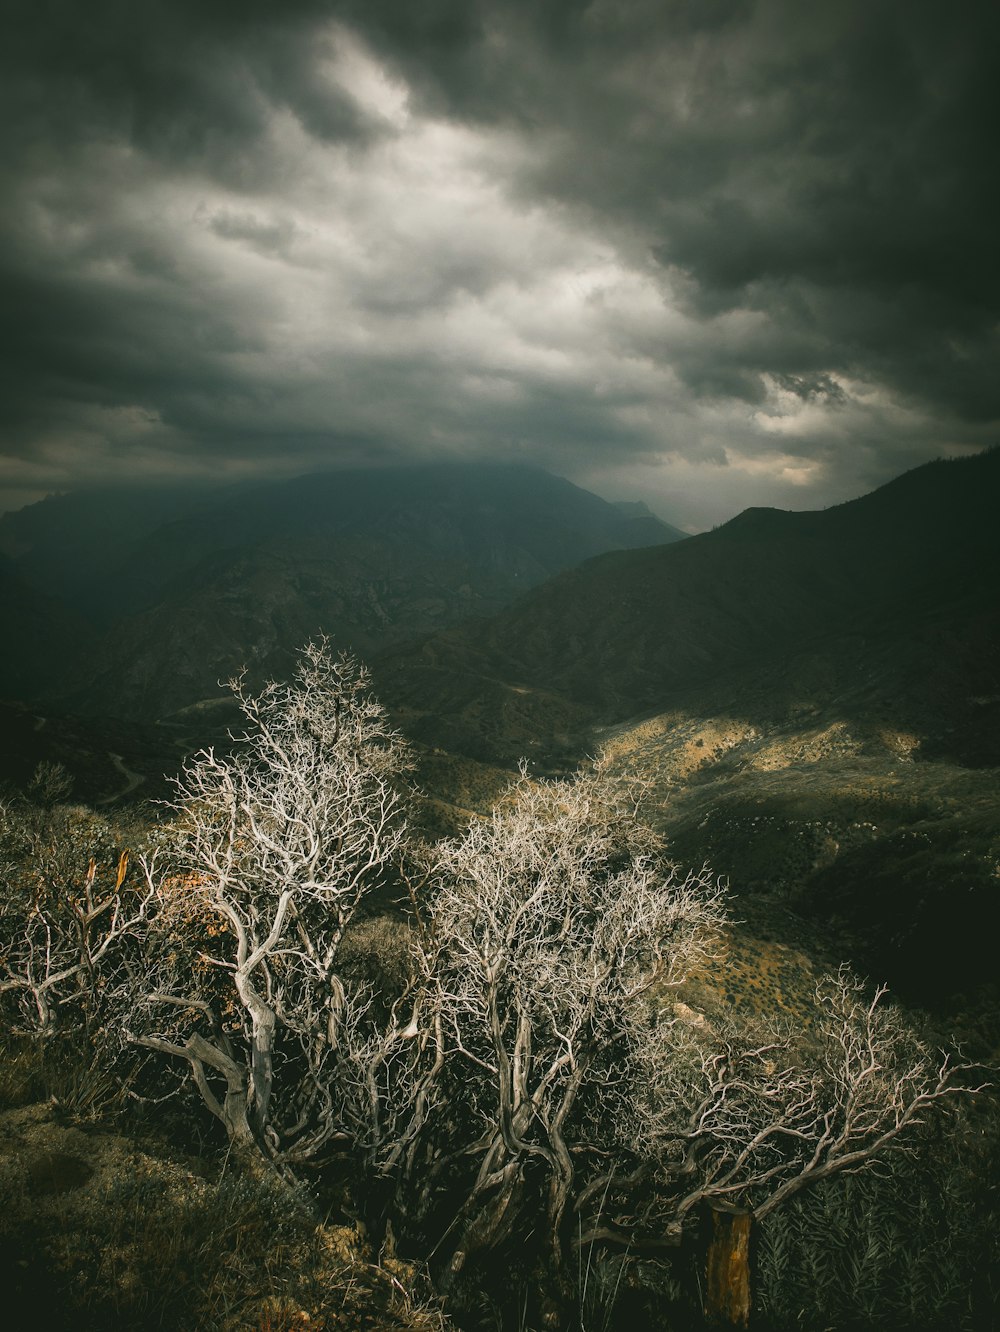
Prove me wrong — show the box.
[0,1102,449,1332]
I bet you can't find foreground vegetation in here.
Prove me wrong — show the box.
[1,643,996,1330]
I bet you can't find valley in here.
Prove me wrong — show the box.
[3,453,998,1030]
[1,452,998,1331]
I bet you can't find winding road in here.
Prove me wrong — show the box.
[97,752,146,805]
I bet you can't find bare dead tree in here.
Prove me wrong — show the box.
[401,764,728,1292]
[53,633,977,1321]
[586,967,982,1232]
[127,639,414,1168]
[392,765,984,1325]
[609,968,985,1325]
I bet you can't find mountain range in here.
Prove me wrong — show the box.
[371,449,1000,1020]
[0,463,683,718]
[378,449,1000,770]
[2,448,997,1020]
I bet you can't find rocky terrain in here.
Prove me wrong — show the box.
[0,1101,446,1331]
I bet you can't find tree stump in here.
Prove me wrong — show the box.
[705,1207,752,1327]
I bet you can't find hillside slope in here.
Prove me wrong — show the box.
[377,449,1000,769]
[0,463,683,719]
[372,449,1000,1019]
[0,556,95,700]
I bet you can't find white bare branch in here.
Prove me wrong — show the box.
[405,764,729,1282]
[129,638,414,1167]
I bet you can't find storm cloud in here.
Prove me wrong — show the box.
[1,0,996,526]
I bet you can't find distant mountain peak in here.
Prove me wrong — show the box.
[374,445,1000,768]
[0,461,687,719]
[610,498,686,541]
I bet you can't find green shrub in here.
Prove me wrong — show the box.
[755,1106,1000,1330]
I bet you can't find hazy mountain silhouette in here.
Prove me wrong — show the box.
[0,463,683,718]
[3,450,997,1016]
[377,448,1000,770]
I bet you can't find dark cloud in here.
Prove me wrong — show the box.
[0,0,996,525]
[372,2,1000,405]
[206,210,301,258]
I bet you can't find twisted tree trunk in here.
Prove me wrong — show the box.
[705,1207,752,1327]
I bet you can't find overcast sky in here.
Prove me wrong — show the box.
[1,0,996,529]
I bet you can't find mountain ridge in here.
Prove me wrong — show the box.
[366,448,1000,1017]
[373,449,1000,767]
[0,462,685,715]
